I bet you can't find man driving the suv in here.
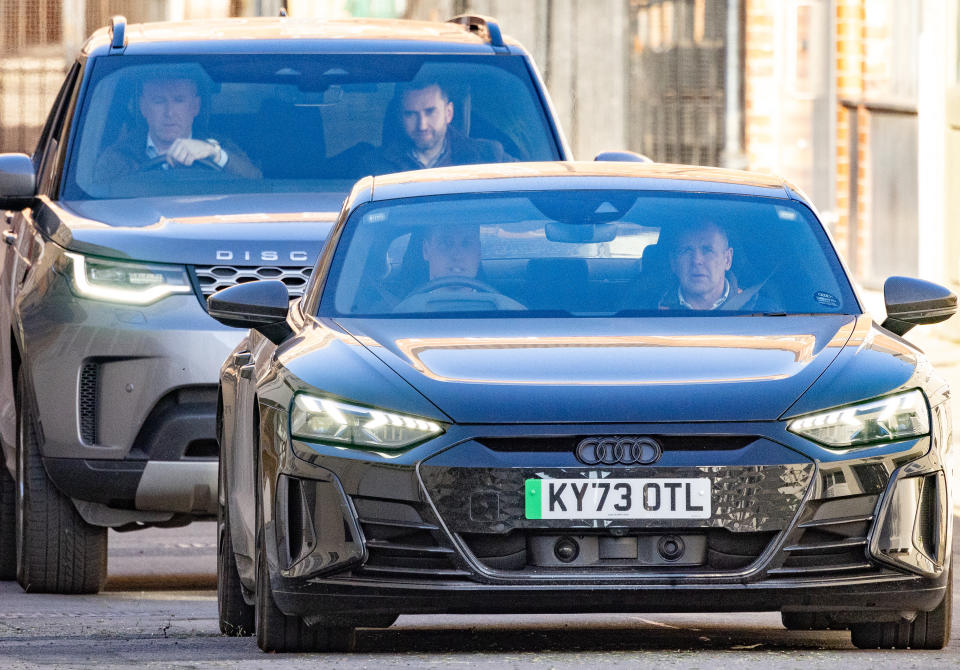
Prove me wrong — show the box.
[95,76,261,181]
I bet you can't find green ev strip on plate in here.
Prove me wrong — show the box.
[525,478,542,519]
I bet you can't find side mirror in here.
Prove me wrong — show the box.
[0,153,36,210]
[207,280,293,345]
[594,151,652,163]
[880,276,957,336]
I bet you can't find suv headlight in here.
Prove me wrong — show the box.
[291,394,444,450]
[64,252,192,305]
[787,389,929,448]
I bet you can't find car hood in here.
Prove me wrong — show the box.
[41,193,343,265]
[335,315,864,423]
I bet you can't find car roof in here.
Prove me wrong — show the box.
[82,17,520,56]
[365,162,797,202]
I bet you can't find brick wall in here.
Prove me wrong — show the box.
[742,0,912,282]
[743,0,776,174]
[834,0,867,276]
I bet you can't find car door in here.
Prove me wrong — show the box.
[0,62,81,468]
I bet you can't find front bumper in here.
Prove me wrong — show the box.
[259,416,953,620]
[20,272,244,522]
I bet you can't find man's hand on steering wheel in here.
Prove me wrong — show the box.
[163,138,223,168]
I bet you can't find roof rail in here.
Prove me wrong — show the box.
[109,15,127,53]
[447,14,504,48]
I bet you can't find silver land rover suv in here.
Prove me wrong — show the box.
[0,14,569,593]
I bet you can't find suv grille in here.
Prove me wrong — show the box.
[192,265,312,299]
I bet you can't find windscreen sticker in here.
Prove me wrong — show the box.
[814,291,840,308]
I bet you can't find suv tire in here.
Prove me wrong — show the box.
[15,369,107,594]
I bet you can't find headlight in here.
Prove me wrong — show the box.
[290,394,445,450]
[64,252,192,305]
[787,389,929,448]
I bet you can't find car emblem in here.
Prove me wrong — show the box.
[575,436,662,465]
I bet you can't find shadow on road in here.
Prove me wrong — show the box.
[348,618,856,653]
[104,573,217,591]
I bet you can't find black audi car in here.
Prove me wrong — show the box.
[211,162,956,652]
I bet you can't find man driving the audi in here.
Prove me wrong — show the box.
[393,224,524,312]
[95,76,260,181]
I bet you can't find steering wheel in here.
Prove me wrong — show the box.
[139,155,223,172]
[406,276,502,297]
[394,276,526,313]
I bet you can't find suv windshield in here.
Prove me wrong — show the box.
[321,190,859,318]
[64,54,560,201]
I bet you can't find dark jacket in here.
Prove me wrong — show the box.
[94,126,261,183]
[368,126,515,175]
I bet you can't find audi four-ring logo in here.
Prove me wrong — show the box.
[575,436,663,465]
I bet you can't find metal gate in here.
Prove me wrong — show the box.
[0,0,66,153]
[628,0,729,165]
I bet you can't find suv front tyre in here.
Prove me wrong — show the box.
[15,369,107,593]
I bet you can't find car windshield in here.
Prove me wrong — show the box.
[63,54,560,201]
[320,190,860,318]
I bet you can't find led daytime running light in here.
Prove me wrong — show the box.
[291,395,443,450]
[787,389,929,448]
[66,252,191,305]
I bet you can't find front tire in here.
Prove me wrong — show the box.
[850,569,952,649]
[253,421,354,653]
[0,464,15,579]
[217,420,254,636]
[15,369,107,594]
[254,532,356,653]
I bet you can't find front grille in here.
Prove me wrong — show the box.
[191,265,312,300]
[768,494,880,578]
[78,361,98,444]
[350,497,469,582]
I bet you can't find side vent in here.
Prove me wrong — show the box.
[915,473,945,563]
[79,361,98,444]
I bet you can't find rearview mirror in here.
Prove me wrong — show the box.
[545,222,618,243]
[880,276,957,336]
[0,153,36,210]
[207,280,293,345]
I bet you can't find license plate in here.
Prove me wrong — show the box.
[524,478,711,520]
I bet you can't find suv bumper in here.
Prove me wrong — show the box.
[21,277,244,522]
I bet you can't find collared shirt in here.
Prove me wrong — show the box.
[146,134,228,167]
[408,136,451,169]
[678,279,730,310]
